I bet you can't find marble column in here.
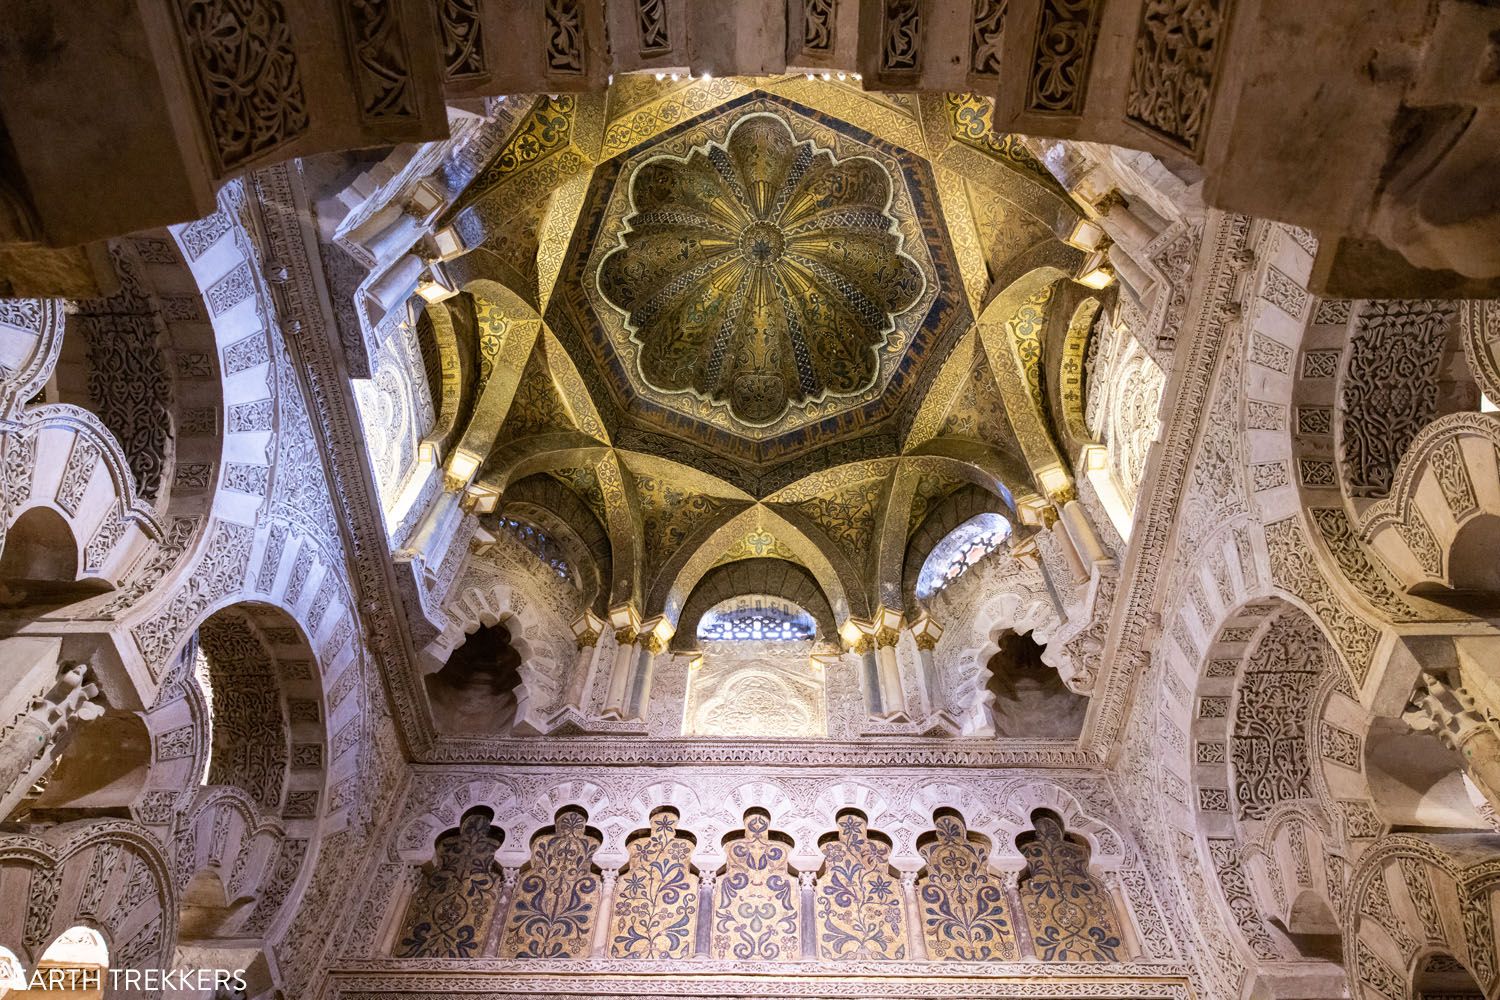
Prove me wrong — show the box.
[1108,244,1155,307]
[1046,509,1090,584]
[845,624,883,718]
[1003,870,1036,960]
[628,623,668,721]
[482,867,521,956]
[799,870,818,958]
[602,619,641,720]
[695,870,716,957]
[402,478,466,578]
[1094,189,1161,251]
[908,614,944,717]
[1059,499,1109,571]
[592,868,620,956]
[901,871,927,960]
[564,610,605,715]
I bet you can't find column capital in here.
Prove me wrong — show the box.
[908,612,943,651]
[840,618,874,655]
[1092,188,1129,215]
[608,603,642,645]
[871,606,905,650]
[637,615,674,655]
[571,609,606,649]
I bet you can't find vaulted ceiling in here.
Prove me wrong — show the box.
[418,77,1101,621]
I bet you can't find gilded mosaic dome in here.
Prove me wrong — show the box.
[597,113,925,425]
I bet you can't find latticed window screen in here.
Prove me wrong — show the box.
[698,597,817,641]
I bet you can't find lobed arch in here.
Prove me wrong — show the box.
[0,290,170,612]
[1241,800,1345,954]
[712,780,801,851]
[931,553,1069,734]
[1358,412,1500,607]
[907,781,1000,845]
[374,771,1161,962]
[1228,225,1429,700]
[989,779,1129,873]
[394,776,524,866]
[172,784,289,941]
[624,781,704,834]
[424,563,576,734]
[8,184,336,715]
[809,783,895,843]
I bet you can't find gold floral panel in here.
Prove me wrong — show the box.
[1017,811,1125,961]
[500,807,603,958]
[598,112,925,427]
[610,808,700,958]
[711,810,801,960]
[916,810,1020,960]
[815,811,906,959]
[395,808,504,958]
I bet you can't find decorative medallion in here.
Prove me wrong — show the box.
[597,111,925,426]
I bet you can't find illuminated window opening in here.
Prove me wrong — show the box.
[698,595,817,642]
[496,516,572,582]
[916,513,1011,599]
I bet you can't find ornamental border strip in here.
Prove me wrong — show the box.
[418,735,1095,768]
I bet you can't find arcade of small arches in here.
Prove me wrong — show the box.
[390,801,1129,964]
[0,22,1499,1000]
